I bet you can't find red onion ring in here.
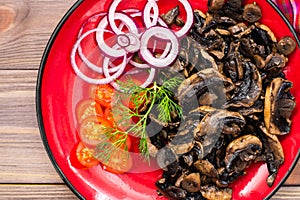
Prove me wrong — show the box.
[108,0,139,35]
[77,23,125,73]
[143,0,159,28]
[124,32,141,53]
[140,26,179,68]
[96,15,127,57]
[174,0,194,38]
[71,28,127,84]
[129,60,151,69]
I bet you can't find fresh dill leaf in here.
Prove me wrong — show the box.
[96,76,183,163]
[161,76,184,91]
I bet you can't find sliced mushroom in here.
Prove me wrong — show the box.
[194,159,219,178]
[237,99,264,116]
[227,0,243,10]
[181,173,201,193]
[175,17,185,26]
[192,9,206,34]
[264,53,287,78]
[161,6,179,25]
[194,110,245,156]
[225,61,262,108]
[253,54,266,69]
[168,116,197,155]
[156,147,178,169]
[223,42,244,82]
[201,16,237,34]
[259,125,284,186]
[225,134,263,173]
[189,106,217,117]
[176,37,221,77]
[208,0,225,12]
[169,131,195,155]
[218,0,244,21]
[264,77,296,135]
[277,36,297,56]
[200,185,232,200]
[250,24,276,57]
[228,22,247,35]
[177,68,234,109]
[239,37,257,57]
[192,42,219,70]
[243,3,262,23]
[165,186,187,200]
[255,23,277,43]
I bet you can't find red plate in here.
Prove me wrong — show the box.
[36,0,300,199]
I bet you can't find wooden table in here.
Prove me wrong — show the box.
[0,0,299,199]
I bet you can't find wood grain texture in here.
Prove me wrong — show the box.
[0,0,77,69]
[0,184,77,200]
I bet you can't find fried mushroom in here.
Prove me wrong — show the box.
[181,173,201,193]
[243,3,262,23]
[162,6,180,25]
[225,134,263,173]
[177,68,234,109]
[277,36,297,55]
[200,185,232,200]
[259,125,285,186]
[194,110,245,156]
[156,147,178,169]
[194,159,219,178]
[225,61,262,108]
[264,77,296,135]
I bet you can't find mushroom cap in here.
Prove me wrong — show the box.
[264,77,296,135]
[181,173,201,193]
[225,134,263,172]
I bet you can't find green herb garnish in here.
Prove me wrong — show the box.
[95,76,183,163]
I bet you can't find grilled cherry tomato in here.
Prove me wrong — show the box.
[79,116,113,148]
[102,147,133,174]
[76,99,103,123]
[92,84,115,108]
[76,142,100,168]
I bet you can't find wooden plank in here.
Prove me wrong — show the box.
[0,184,77,200]
[0,70,37,128]
[0,184,298,199]
[0,0,77,69]
[272,186,300,200]
[0,70,61,183]
[0,127,63,183]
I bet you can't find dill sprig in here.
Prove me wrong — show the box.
[95,76,183,163]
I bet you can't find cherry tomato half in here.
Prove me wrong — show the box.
[104,106,133,131]
[76,99,103,123]
[93,84,115,108]
[76,142,100,168]
[102,148,133,174]
[79,116,113,148]
[110,133,132,151]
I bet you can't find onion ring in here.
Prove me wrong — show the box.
[140,26,179,68]
[174,0,194,38]
[71,28,127,84]
[108,0,139,35]
[143,0,159,28]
